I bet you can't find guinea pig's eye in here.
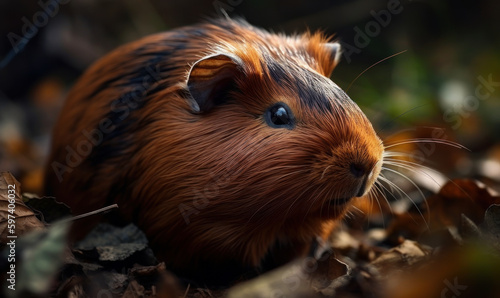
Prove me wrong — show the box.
[265,103,295,129]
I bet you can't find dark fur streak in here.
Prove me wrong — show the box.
[85,76,125,100]
[296,74,334,113]
[86,54,174,169]
[84,49,173,100]
[266,60,333,113]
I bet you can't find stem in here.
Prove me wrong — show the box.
[58,204,119,224]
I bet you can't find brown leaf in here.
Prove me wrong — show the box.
[310,252,350,295]
[0,172,45,245]
[24,194,71,223]
[386,179,500,242]
[371,240,431,275]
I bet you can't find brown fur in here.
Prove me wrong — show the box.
[45,19,383,283]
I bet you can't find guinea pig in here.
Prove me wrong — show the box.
[44,18,383,284]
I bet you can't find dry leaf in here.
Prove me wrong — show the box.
[310,252,350,294]
[0,172,45,245]
[23,194,71,223]
[386,179,500,242]
[371,240,431,275]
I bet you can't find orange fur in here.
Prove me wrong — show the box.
[44,19,383,283]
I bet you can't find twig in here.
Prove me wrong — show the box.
[58,204,119,224]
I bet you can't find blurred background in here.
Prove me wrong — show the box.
[0,0,499,195]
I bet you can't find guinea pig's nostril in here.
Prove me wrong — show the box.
[350,163,365,178]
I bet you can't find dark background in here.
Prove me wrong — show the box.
[0,0,499,194]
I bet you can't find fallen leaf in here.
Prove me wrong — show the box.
[23,194,71,223]
[386,179,500,243]
[0,172,45,245]
[74,223,155,265]
[96,243,148,262]
[310,252,350,295]
[371,240,431,275]
[75,223,148,250]
[332,264,382,298]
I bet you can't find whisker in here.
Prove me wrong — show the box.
[367,187,374,221]
[373,179,394,215]
[370,183,386,228]
[383,154,475,216]
[377,175,430,230]
[383,158,477,208]
[381,166,431,224]
[378,172,402,200]
[372,181,387,208]
[382,126,453,142]
[372,182,392,228]
[383,151,415,159]
[384,138,469,150]
[387,161,478,204]
[382,158,446,192]
[344,210,353,220]
[347,50,408,91]
[384,155,446,178]
[350,204,364,216]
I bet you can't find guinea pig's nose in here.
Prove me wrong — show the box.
[349,163,365,178]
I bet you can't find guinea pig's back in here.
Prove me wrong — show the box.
[44,29,198,227]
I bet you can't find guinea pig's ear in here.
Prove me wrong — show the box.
[324,42,342,69]
[311,41,342,77]
[186,53,244,113]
